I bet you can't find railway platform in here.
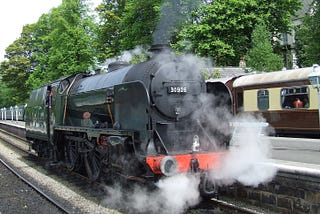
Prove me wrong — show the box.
[0,120,26,139]
[0,120,25,128]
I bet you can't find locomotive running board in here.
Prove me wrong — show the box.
[54,125,134,137]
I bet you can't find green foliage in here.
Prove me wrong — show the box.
[95,0,126,60]
[0,0,303,105]
[201,69,211,80]
[119,0,161,50]
[0,79,17,106]
[295,0,320,67]
[153,0,201,45]
[28,0,97,89]
[130,53,148,64]
[201,69,221,79]
[173,0,301,66]
[212,70,222,78]
[95,0,161,60]
[245,23,284,72]
[96,0,199,58]
[0,24,36,105]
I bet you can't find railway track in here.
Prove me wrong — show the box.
[0,127,121,213]
[209,198,265,214]
[0,123,267,214]
[0,158,70,213]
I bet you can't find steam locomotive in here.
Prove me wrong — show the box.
[25,45,232,196]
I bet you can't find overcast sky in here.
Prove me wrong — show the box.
[0,0,101,61]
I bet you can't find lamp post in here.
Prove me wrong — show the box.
[308,64,320,130]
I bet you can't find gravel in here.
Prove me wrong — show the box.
[0,139,121,214]
[0,160,64,213]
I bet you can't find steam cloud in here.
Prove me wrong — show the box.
[99,11,277,209]
[100,46,148,71]
[190,86,277,187]
[101,53,277,212]
[100,82,277,213]
[210,114,277,187]
[152,0,201,45]
[101,174,200,214]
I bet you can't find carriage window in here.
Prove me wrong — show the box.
[281,86,309,109]
[257,89,269,110]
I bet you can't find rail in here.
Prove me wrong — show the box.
[0,158,70,213]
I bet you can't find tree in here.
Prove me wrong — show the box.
[119,0,161,51]
[245,23,284,72]
[95,0,201,60]
[95,0,126,60]
[0,79,16,107]
[0,24,36,104]
[26,13,54,89]
[28,0,97,88]
[152,0,201,45]
[295,0,320,67]
[173,0,302,66]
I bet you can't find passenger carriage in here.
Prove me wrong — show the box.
[229,67,319,136]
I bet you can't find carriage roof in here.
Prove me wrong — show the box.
[233,67,313,88]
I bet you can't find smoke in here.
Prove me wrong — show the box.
[100,46,149,71]
[153,0,201,45]
[98,24,277,211]
[118,46,149,62]
[210,113,277,187]
[188,76,277,188]
[153,52,277,187]
[101,174,200,214]
[191,87,277,187]
[192,93,233,147]
[153,52,210,80]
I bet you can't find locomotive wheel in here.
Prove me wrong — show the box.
[65,141,80,171]
[84,149,101,181]
[200,175,217,198]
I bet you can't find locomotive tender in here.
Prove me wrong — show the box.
[25,45,231,196]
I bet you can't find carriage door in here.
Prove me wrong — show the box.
[235,88,244,113]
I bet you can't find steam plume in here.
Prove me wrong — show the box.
[153,0,201,45]
[210,114,277,186]
[102,174,200,214]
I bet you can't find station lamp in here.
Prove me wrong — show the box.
[308,64,320,128]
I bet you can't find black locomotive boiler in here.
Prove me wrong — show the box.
[25,45,231,196]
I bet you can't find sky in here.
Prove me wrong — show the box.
[0,0,101,61]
